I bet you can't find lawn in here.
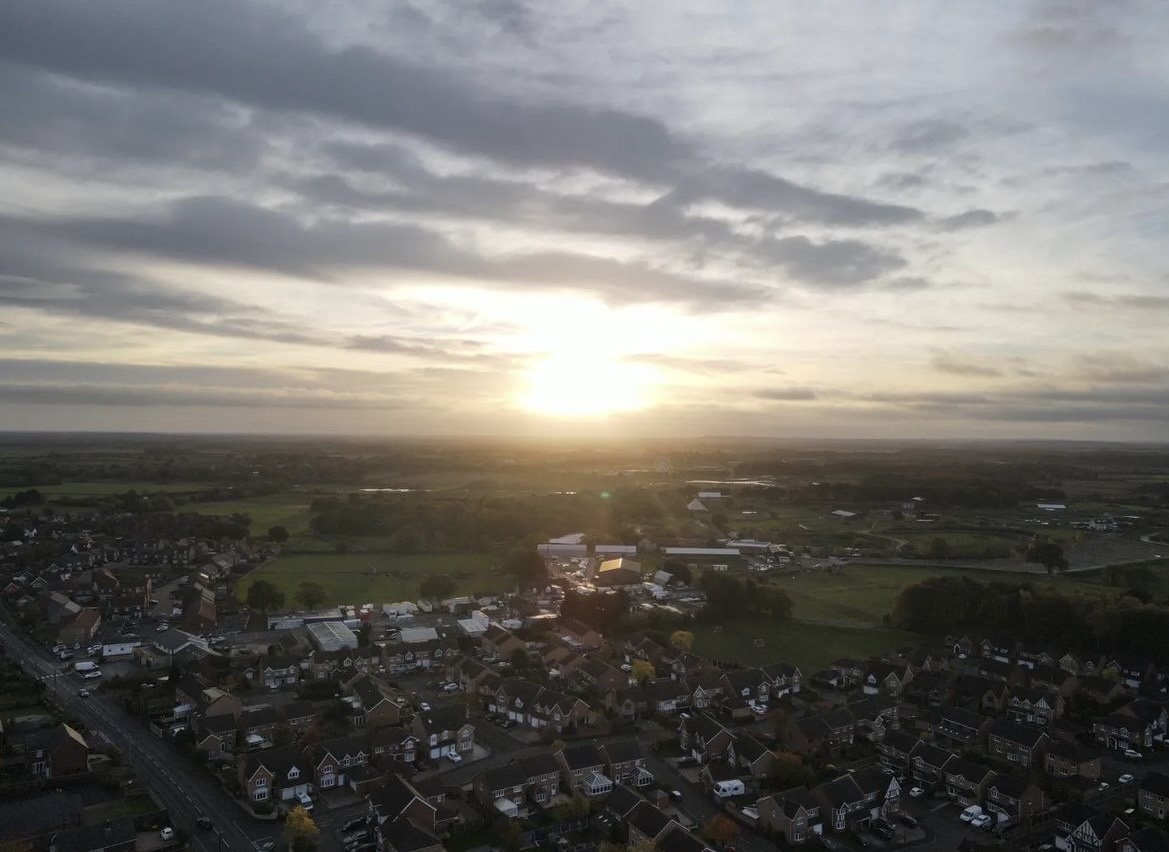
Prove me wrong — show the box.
[237,552,505,607]
[692,618,924,672]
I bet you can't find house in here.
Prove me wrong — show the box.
[985,773,1045,825]
[757,787,824,845]
[516,752,562,805]
[679,713,735,764]
[847,696,897,743]
[1120,828,1169,852]
[986,719,1049,768]
[909,741,956,789]
[656,825,715,852]
[720,669,770,704]
[195,713,239,753]
[1053,803,1128,852]
[788,708,856,757]
[1007,685,1064,726]
[942,756,993,807]
[861,660,913,697]
[1138,772,1169,822]
[1031,664,1081,696]
[239,747,310,804]
[474,763,531,815]
[1094,700,1168,751]
[556,744,612,796]
[1104,657,1156,691]
[346,675,404,731]
[308,735,370,791]
[368,773,441,834]
[369,726,418,768]
[877,730,921,773]
[527,687,593,733]
[559,618,602,650]
[26,724,89,778]
[282,701,319,734]
[379,814,444,852]
[643,678,690,716]
[481,624,526,661]
[245,655,299,690]
[952,675,1010,714]
[936,708,992,749]
[57,607,101,646]
[1045,741,1103,780]
[575,658,628,695]
[601,739,652,788]
[626,800,677,847]
[762,661,802,697]
[815,773,883,834]
[903,670,950,708]
[46,592,81,625]
[412,705,474,760]
[732,734,778,779]
[1081,676,1129,707]
[238,704,283,746]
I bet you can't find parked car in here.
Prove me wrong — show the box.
[447,752,463,764]
[196,816,213,830]
[1119,774,1135,784]
[160,828,175,842]
[908,786,926,798]
[78,688,90,698]
[1124,748,1143,759]
[296,792,314,811]
[1098,781,1110,791]
[961,805,983,823]
[971,814,993,830]
[443,683,460,692]
[418,702,430,712]
[670,790,684,801]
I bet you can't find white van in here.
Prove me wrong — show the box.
[960,805,983,822]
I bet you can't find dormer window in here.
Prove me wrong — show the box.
[288,767,300,780]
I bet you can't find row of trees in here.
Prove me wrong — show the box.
[890,575,1169,664]
[698,573,793,622]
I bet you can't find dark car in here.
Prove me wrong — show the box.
[872,822,895,841]
[195,816,213,830]
[898,814,919,828]
[340,818,367,834]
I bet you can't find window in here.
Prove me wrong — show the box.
[255,777,268,789]
[288,768,300,780]
[343,756,351,767]
[253,789,269,801]
[535,791,547,802]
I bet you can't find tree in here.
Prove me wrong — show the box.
[510,647,531,672]
[1025,539,1068,574]
[246,579,285,613]
[771,751,815,789]
[284,805,320,852]
[662,560,691,585]
[419,574,457,601]
[631,659,655,684]
[267,525,290,543]
[928,538,950,560]
[503,548,549,589]
[702,815,738,847]
[295,581,327,610]
[670,630,694,652]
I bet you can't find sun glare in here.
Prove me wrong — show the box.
[521,350,655,417]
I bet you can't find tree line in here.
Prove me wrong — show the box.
[890,575,1169,664]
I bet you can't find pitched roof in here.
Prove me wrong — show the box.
[602,738,644,764]
[380,814,440,852]
[988,718,1047,748]
[559,743,604,770]
[605,784,645,818]
[987,772,1028,800]
[1140,771,1169,798]
[516,752,560,778]
[480,763,529,792]
[415,704,468,734]
[627,800,674,839]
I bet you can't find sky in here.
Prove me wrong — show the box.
[0,0,1167,440]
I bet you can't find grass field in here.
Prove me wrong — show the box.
[756,563,1110,628]
[186,497,315,536]
[692,618,924,672]
[237,552,505,606]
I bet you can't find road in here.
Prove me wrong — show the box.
[0,618,279,852]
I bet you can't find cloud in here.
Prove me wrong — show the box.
[937,209,1000,231]
[890,120,969,153]
[930,352,1002,377]
[756,235,906,286]
[1063,291,1169,311]
[755,387,819,401]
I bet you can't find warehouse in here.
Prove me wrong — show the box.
[307,620,359,651]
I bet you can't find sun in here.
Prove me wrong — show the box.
[520,350,655,417]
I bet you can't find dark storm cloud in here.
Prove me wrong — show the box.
[2,197,762,308]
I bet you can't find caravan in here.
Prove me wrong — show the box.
[713,780,745,799]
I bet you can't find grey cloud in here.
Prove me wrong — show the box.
[755,387,818,401]
[0,382,412,409]
[883,276,933,292]
[938,209,999,231]
[0,0,687,182]
[930,352,1002,377]
[757,235,906,287]
[3,197,764,307]
[890,120,969,153]
[1063,291,1169,310]
[876,172,928,191]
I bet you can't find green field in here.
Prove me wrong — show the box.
[692,618,924,672]
[186,497,315,536]
[758,563,1109,628]
[237,552,505,606]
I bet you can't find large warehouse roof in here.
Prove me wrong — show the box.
[307,620,359,651]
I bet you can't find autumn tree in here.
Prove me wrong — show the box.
[295,581,327,609]
[1025,539,1068,574]
[284,805,319,852]
[267,525,290,542]
[702,815,738,847]
[670,630,694,652]
[631,659,655,684]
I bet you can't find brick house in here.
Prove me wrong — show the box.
[942,756,993,807]
[601,739,652,788]
[1138,772,1169,822]
[1006,685,1064,726]
[556,743,612,796]
[986,719,1049,768]
[369,726,418,768]
[239,747,310,804]
[757,787,823,845]
[26,724,89,778]
[412,706,474,760]
[58,607,101,646]
[679,713,735,764]
[985,773,1045,825]
[787,708,856,757]
[1044,740,1103,780]
[346,675,403,731]
[936,708,992,750]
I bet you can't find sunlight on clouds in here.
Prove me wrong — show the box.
[520,349,657,417]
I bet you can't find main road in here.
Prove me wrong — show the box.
[0,618,281,852]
